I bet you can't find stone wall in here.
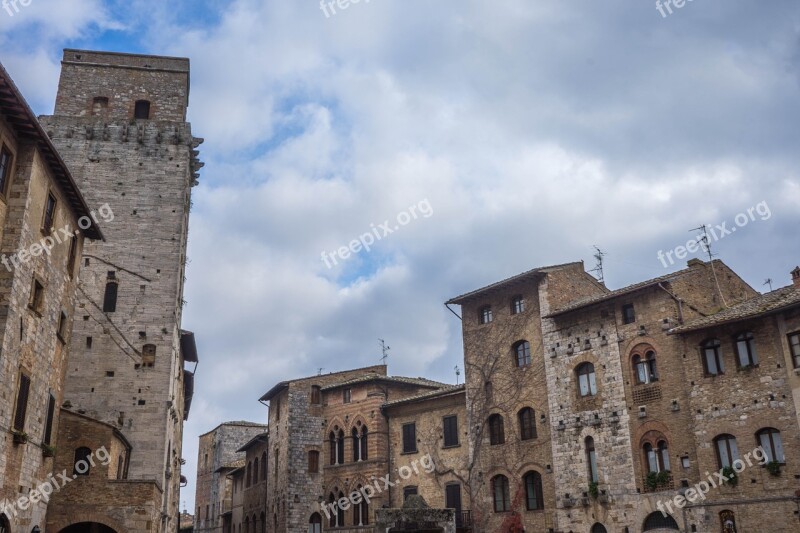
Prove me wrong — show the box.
[41,49,204,532]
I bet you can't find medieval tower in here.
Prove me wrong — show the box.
[39,50,202,532]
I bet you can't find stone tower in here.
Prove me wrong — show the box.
[40,49,203,532]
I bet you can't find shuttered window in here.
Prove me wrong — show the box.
[402,423,417,453]
[443,416,459,447]
[43,393,56,445]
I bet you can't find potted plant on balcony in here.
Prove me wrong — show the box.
[766,461,782,477]
[656,470,671,488]
[41,444,56,458]
[645,472,659,491]
[722,466,738,486]
[12,430,28,445]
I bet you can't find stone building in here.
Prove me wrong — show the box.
[447,258,800,533]
[0,61,103,533]
[238,434,268,533]
[257,365,453,532]
[39,49,204,533]
[195,422,267,533]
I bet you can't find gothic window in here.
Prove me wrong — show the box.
[632,346,658,384]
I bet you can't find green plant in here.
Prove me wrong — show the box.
[645,471,659,491]
[766,461,782,477]
[588,481,599,499]
[12,430,28,445]
[722,466,738,486]
[656,470,671,486]
[41,443,56,457]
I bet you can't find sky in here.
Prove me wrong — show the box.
[1,0,799,513]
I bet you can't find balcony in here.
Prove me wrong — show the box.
[457,510,472,530]
[642,471,674,493]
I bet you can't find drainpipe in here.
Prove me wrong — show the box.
[658,283,684,324]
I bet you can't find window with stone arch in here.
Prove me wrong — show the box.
[641,431,670,474]
[353,484,369,525]
[631,344,658,384]
[488,413,505,445]
[576,362,597,397]
[513,340,531,367]
[327,491,345,527]
[329,426,345,465]
[261,451,267,480]
[308,513,322,533]
[142,344,156,367]
[491,474,510,512]
[518,407,537,440]
[253,457,259,484]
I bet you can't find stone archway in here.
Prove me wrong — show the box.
[58,523,118,533]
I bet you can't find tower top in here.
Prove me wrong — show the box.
[54,49,191,122]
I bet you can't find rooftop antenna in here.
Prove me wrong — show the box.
[690,224,728,308]
[379,339,391,366]
[455,365,461,385]
[317,367,324,376]
[589,246,606,285]
[764,278,773,292]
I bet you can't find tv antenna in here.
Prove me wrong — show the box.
[590,246,606,284]
[317,367,324,376]
[689,224,728,308]
[764,278,773,292]
[379,339,391,365]
[455,365,461,385]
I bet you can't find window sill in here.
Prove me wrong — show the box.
[442,444,461,449]
[27,305,42,317]
[736,364,759,372]
[400,450,419,456]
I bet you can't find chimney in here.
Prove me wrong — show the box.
[792,267,800,288]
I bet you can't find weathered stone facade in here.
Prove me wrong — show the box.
[195,422,267,533]
[0,61,102,533]
[40,49,203,533]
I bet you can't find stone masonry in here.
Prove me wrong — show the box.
[40,49,204,533]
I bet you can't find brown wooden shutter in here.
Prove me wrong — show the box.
[14,374,31,431]
[43,393,56,444]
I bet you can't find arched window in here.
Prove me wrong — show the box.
[336,491,345,526]
[360,427,368,460]
[523,471,543,510]
[142,344,156,367]
[702,339,724,376]
[352,427,361,462]
[488,414,505,445]
[329,432,337,465]
[479,305,493,324]
[591,524,608,533]
[518,407,537,440]
[73,447,92,476]
[92,96,109,116]
[511,295,525,314]
[244,517,249,533]
[632,347,658,384]
[714,434,740,469]
[246,461,252,487]
[514,341,531,367]
[260,513,266,533]
[719,510,737,533]
[327,494,337,527]
[308,513,322,533]
[756,428,785,463]
[644,439,670,473]
[643,512,680,531]
[103,277,118,313]
[734,332,758,368]
[491,475,510,512]
[253,458,259,483]
[261,452,267,480]
[586,436,598,483]
[337,430,345,464]
[576,363,597,397]
[353,485,369,525]
[134,100,151,120]
[308,450,320,473]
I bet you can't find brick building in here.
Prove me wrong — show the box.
[195,422,267,533]
[0,61,103,533]
[39,49,204,533]
[199,258,800,532]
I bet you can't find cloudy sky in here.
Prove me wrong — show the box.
[2,0,799,511]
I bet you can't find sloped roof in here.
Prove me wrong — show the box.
[446,262,592,305]
[669,285,800,334]
[384,384,465,408]
[545,264,706,317]
[321,374,447,392]
[214,459,245,473]
[237,432,268,453]
[0,62,103,240]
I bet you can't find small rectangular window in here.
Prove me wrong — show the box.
[0,146,12,196]
[42,192,56,235]
[308,450,319,473]
[789,333,800,369]
[622,304,636,324]
[67,236,78,279]
[403,486,418,500]
[43,393,56,445]
[29,278,44,314]
[402,422,417,453]
[135,100,151,120]
[343,389,351,404]
[14,373,31,431]
[443,415,459,447]
[103,281,118,312]
[311,386,322,405]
